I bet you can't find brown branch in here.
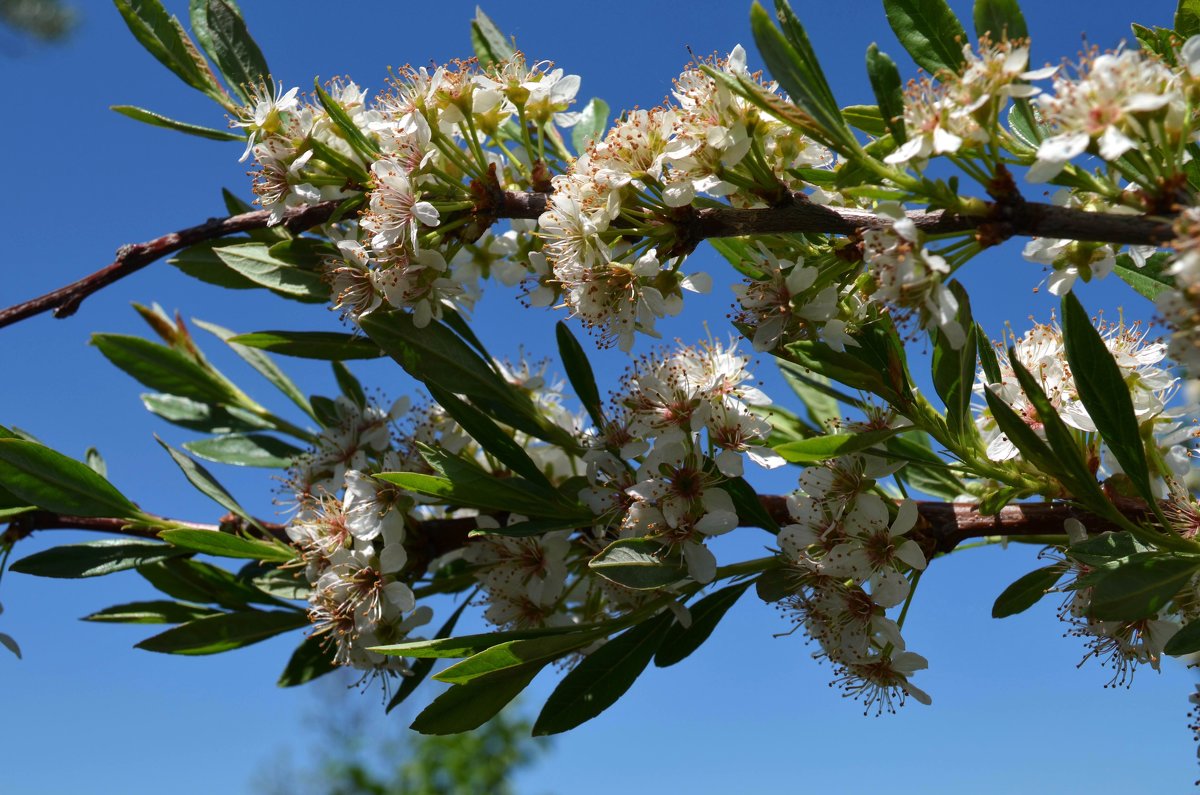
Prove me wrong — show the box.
[1,510,290,546]
[0,192,1176,332]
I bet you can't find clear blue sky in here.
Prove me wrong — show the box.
[2,1,1195,793]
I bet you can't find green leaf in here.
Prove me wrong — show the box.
[11,539,182,579]
[976,323,1003,384]
[212,243,327,302]
[375,627,591,660]
[141,393,273,434]
[113,0,222,99]
[749,2,852,151]
[1113,251,1173,302]
[111,105,242,141]
[278,635,337,687]
[194,319,315,419]
[434,633,599,685]
[973,0,1028,40]
[469,517,588,538]
[754,567,795,602]
[655,581,751,667]
[1069,531,1148,566]
[772,428,901,463]
[782,339,894,402]
[200,0,269,104]
[169,240,262,290]
[865,45,907,144]
[883,0,969,76]
[332,361,366,408]
[1164,617,1200,656]
[386,597,472,711]
[1061,292,1154,505]
[359,312,531,422]
[313,78,381,160]
[228,331,383,360]
[556,321,605,428]
[426,386,552,488]
[0,439,139,518]
[411,661,542,735]
[136,609,307,655]
[92,334,240,405]
[1087,553,1200,620]
[587,538,688,590]
[157,438,259,528]
[572,98,610,153]
[931,284,977,443]
[159,529,294,563]
[421,444,583,517]
[841,104,887,138]
[470,7,516,68]
[991,565,1065,618]
[182,433,302,469]
[138,557,284,609]
[84,600,219,624]
[533,612,671,735]
[982,386,1059,475]
[777,360,840,429]
[717,476,779,533]
[1178,0,1200,38]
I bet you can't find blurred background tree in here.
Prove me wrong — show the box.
[0,0,75,42]
[257,672,553,795]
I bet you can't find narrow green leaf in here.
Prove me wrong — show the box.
[141,393,273,435]
[772,428,901,463]
[332,361,366,408]
[228,331,384,360]
[138,556,284,609]
[157,438,259,527]
[982,386,1059,475]
[136,609,307,655]
[159,529,294,563]
[533,612,671,735]
[991,564,1065,618]
[84,600,219,624]
[169,240,262,290]
[1069,531,1148,566]
[717,477,779,533]
[113,0,221,98]
[655,581,751,667]
[587,538,688,590]
[470,7,516,68]
[426,386,553,488]
[373,624,592,659]
[1164,617,1200,656]
[11,539,182,579]
[202,0,269,103]
[865,45,907,144]
[556,321,605,428]
[931,283,977,443]
[0,439,139,518]
[313,78,380,159]
[1087,553,1200,620]
[278,635,337,687]
[435,633,598,685]
[92,334,239,405]
[111,105,242,141]
[976,323,1003,384]
[469,517,588,538]
[386,596,472,711]
[417,444,584,518]
[1061,292,1154,505]
[182,433,302,469]
[1178,0,1200,38]
[973,0,1028,40]
[194,319,315,419]
[411,661,541,735]
[883,0,969,75]
[777,360,840,429]
[572,98,610,153]
[1113,253,1172,301]
[212,243,327,302]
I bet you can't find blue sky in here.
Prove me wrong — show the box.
[1,1,1196,793]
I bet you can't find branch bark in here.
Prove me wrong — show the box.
[2,498,1128,564]
[0,192,1175,331]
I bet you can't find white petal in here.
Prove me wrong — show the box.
[684,542,717,584]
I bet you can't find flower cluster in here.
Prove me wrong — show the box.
[581,339,781,583]
[539,47,832,350]
[775,455,931,714]
[236,55,583,329]
[862,203,965,348]
[974,317,1181,473]
[1029,41,1198,183]
[887,37,1053,168]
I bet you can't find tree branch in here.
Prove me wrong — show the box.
[0,192,1175,331]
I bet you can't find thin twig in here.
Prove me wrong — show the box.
[0,192,1176,331]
